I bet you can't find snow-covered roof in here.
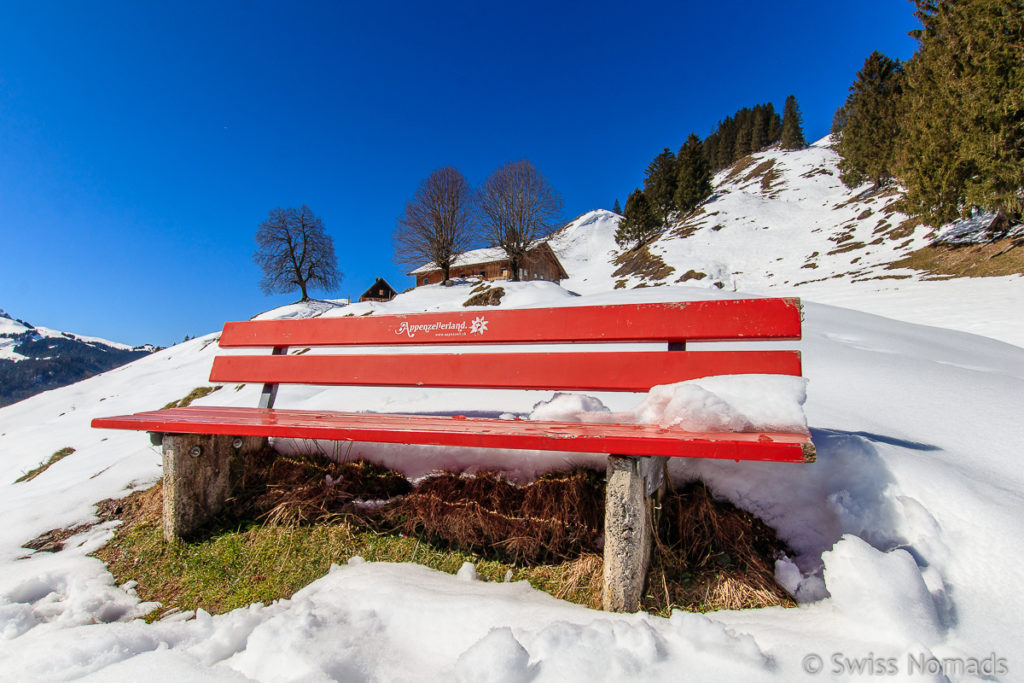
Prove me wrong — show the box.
[410,240,557,275]
[410,246,509,275]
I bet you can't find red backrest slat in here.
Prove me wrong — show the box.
[210,350,802,392]
[219,299,803,347]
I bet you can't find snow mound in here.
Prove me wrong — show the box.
[528,375,808,434]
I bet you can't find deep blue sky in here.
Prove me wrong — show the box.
[1,1,918,347]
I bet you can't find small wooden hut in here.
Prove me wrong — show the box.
[358,277,398,303]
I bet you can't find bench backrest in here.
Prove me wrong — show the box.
[211,298,803,407]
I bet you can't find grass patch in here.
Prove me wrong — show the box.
[612,246,675,284]
[827,240,866,256]
[162,386,222,410]
[91,449,795,619]
[888,238,1024,278]
[722,155,759,184]
[675,269,707,283]
[463,286,505,307]
[760,166,782,195]
[16,447,75,483]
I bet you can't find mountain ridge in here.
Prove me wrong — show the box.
[0,311,155,408]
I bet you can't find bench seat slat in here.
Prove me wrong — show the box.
[91,407,815,463]
[210,350,802,392]
[219,299,803,347]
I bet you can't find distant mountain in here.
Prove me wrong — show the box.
[0,312,154,408]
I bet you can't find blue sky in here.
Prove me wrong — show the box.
[0,1,918,347]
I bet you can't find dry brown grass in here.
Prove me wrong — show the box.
[889,238,1024,278]
[161,386,222,410]
[612,246,675,284]
[722,155,759,184]
[463,286,505,307]
[15,446,76,483]
[89,450,795,617]
[644,481,795,614]
[385,470,604,564]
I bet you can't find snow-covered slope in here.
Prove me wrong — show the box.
[548,140,1024,348]
[2,276,1024,680]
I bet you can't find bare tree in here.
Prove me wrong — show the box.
[254,205,341,302]
[477,160,563,281]
[393,167,476,283]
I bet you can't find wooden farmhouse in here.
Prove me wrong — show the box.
[358,277,398,303]
[410,242,569,287]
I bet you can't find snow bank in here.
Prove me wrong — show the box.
[528,375,809,434]
[3,282,1024,679]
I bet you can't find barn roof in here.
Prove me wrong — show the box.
[410,240,559,275]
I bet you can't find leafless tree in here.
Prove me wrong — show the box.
[254,205,341,301]
[477,160,563,281]
[393,167,476,283]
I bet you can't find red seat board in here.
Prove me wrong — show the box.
[219,299,803,347]
[92,407,815,463]
[209,350,802,391]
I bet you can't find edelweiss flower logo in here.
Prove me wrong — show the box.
[470,316,488,335]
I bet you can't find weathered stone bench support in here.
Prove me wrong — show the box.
[160,434,266,542]
[602,454,667,612]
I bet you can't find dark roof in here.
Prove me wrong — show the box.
[359,277,397,301]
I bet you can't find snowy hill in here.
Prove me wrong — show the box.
[2,274,1024,679]
[548,139,1024,348]
[0,311,155,408]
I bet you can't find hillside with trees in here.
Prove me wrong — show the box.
[833,0,1023,231]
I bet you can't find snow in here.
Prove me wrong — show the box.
[2,141,1023,679]
[528,375,808,434]
[551,137,1024,350]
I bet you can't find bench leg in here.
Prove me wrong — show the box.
[603,454,664,612]
[161,434,266,542]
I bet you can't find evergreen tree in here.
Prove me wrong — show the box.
[765,103,782,144]
[615,188,660,249]
[643,148,679,227]
[732,107,753,158]
[701,133,719,172]
[675,133,713,213]
[896,0,1024,225]
[749,106,767,152]
[780,94,806,149]
[702,103,784,172]
[612,198,622,215]
[835,51,905,189]
[831,104,848,136]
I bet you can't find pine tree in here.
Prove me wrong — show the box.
[732,107,753,159]
[612,198,622,215]
[835,51,905,189]
[896,0,1024,225]
[765,103,782,144]
[749,105,767,152]
[780,94,806,149]
[615,189,660,249]
[643,148,679,227]
[675,133,713,213]
[831,104,847,136]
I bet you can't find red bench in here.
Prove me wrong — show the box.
[93,297,813,611]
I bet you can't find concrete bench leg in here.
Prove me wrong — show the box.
[161,434,266,542]
[602,455,666,612]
